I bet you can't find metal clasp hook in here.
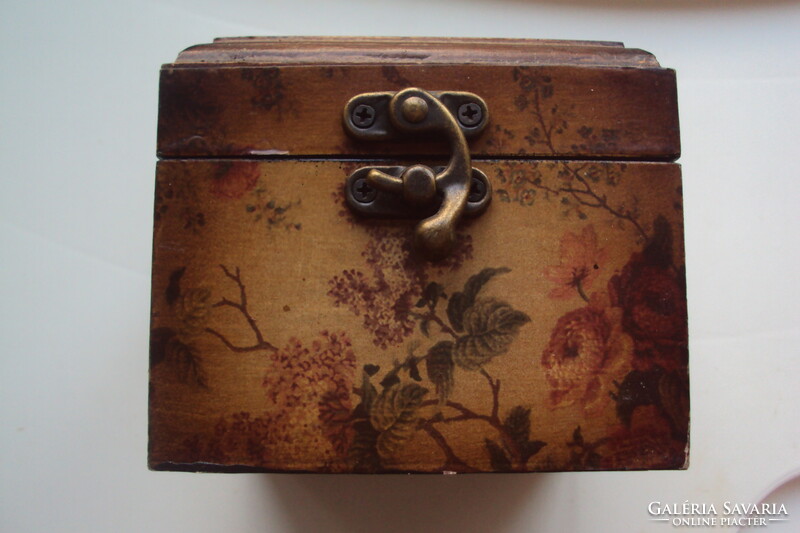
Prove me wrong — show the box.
[343,88,491,259]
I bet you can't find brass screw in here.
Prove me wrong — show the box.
[457,102,482,127]
[352,177,377,203]
[352,104,376,128]
[468,176,487,202]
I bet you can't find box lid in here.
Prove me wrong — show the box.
[157,37,679,160]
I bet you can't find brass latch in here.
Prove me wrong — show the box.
[343,88,492,259]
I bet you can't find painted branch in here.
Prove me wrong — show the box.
[206,265,278,353]
[421,423,480,473]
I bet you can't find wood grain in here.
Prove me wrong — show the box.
[174,37,657,67]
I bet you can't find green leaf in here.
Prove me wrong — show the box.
[485,439,512,472]
[379,373,400,389]
[347,420,381,473]
[502,406,545,462]
[571,426,584,447]
[447,268,511,332]
[370,383,428,431]
[360,370,378,413]
[503,406,532,449]
[420,319,431,337]
[522,440,546,461]
[423,282,445,309]
[150,327,177,366]
[461,267,512,305]
[453,298,531,370]
[369,383,428,460]
[408,358,422,382]
[166,337,208,389]
[425,341,455,402]
[165,267,185,306]
[446,293,469,333]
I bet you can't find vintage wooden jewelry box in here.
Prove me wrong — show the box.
[149,37,688,473]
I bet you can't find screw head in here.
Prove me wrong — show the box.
[457,102,482,127]
[352,104,376,128]
[468,176,487,203]
[352,177,377,203]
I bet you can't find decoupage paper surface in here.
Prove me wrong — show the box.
[149,159,688,472]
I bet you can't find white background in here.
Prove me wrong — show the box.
[1,0,799,531]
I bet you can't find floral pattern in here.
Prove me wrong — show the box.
[609,217,688,372]
[541,302,632,412]
[181,332,356,470]
[150,162,687,471]
[328,226,472,349]
[149,268,211,389]
[544,225,607,300]
[330,264,535,472]
[538,216,688,468]
[155,162,300,235]
[149,64,687,472]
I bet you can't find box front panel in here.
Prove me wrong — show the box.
[149,159,687,473]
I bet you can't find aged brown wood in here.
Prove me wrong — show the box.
[176,37,658,67]
[150,38,688,474]
[158,38,678,160]
[158,65,678,159]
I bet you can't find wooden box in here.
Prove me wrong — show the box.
[149,37,688,473]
